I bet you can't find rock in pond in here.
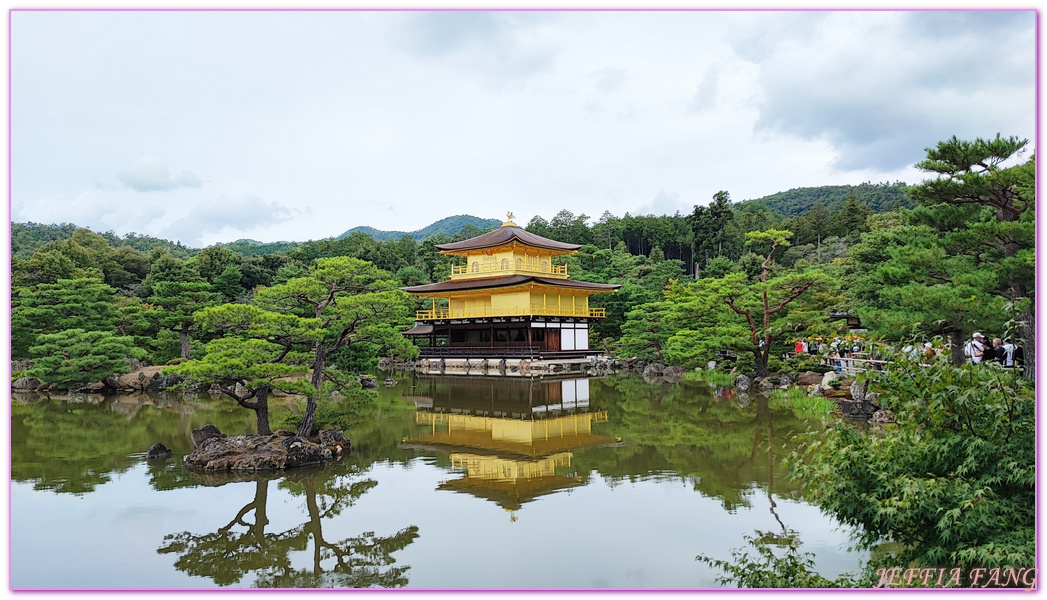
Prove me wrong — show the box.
[318,429,350,455]
[147,442,173,460]
[191,424,226,448]
[12,376,42,391]
[662,365,685,378]
[735,374,752,392]
[184,431,333,471]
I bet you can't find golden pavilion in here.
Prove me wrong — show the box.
[401,213,620,359]
[402,375,615,511]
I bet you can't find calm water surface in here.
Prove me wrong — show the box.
[10,372,865,589]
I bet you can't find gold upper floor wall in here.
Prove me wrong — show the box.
[449,244,568,281]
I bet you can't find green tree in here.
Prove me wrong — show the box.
[15,248,79,285]
[846,136,1033,368]
[719,230,825,377]
[688,191,735,268]
[11,277,121,359]
[254,257,417,436]
[194,244,241,283]
[847,222,1006,363]
[150,281,223,359]
[27,329,145,389]
[166,336,314,435]
[618,301,675,361]
[827,194,874,241]
[791,352,1034,584]
[907,135,1034,374]
[213,264,246,301]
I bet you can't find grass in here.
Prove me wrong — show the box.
[767,387,808,409]
[682,369,736,386]
[792,394,839,420]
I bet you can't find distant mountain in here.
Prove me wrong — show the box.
[740,182,914,217]
[337,214,501,241]
[11,222,197,259]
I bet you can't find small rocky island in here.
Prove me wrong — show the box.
[181,424,350,471]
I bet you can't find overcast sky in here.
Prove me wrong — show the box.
[10,9,1036,247]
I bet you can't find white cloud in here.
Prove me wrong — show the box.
[9,10,1035,245]
[744,11,1035,171]
[162,196,297,246]
[13,189,168,234]
[118,154,203,192]
[592,68,627,93]
[397,11,560,86]
[632,190,691,217]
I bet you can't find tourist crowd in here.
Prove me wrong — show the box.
[962,332,1024,368]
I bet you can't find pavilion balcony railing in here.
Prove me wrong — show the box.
[414,346,598,359]
[448,262,568,280]
[415,306,606,320]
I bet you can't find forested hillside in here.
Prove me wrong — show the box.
[12,222,196,260]
[337,214,501,241]
[740,182,912,217]
[11,137,1034,382]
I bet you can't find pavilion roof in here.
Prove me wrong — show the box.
[401,275,621,295]
[435,225,582,254]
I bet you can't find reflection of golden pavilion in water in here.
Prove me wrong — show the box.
[404,375,615,512]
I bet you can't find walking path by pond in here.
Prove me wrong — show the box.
[10,372,866,589]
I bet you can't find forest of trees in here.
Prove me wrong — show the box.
[10,135,1034,422]
[10,135,1035,588]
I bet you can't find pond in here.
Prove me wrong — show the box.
[10,371,866,589]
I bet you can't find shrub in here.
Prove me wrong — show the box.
[790,351,1034,583]
[732,352,756,376]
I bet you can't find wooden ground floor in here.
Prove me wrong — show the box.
[404,316,596,359]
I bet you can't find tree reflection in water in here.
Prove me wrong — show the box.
[157,466,419,588]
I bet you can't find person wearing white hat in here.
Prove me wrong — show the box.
[964,333,986,364]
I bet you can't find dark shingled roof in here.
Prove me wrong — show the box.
[435,225,582,253]
[401,275,621,295]
[402,324,434,336]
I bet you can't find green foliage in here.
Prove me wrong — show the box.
[789,394,837,420]
[617,301,674,361]
[27,329,145,389]
[688,190,735,268]
[194,245,241,283]
[394,265,429,286]
[681,369,735,387]
[222,238,301,256]
[698,535,861,588]
[700,256,738,279]
[739,181,912,217]
[780,353,832,377]
[12,277,122,359]
[279,382,377,435]
[732,352,755,375]
[150,280,223,359]
[12,222,194,261]
[790,353,1034,578]
[212,264,246,301]
[847,136,1033,370]
[166,337,312,395]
